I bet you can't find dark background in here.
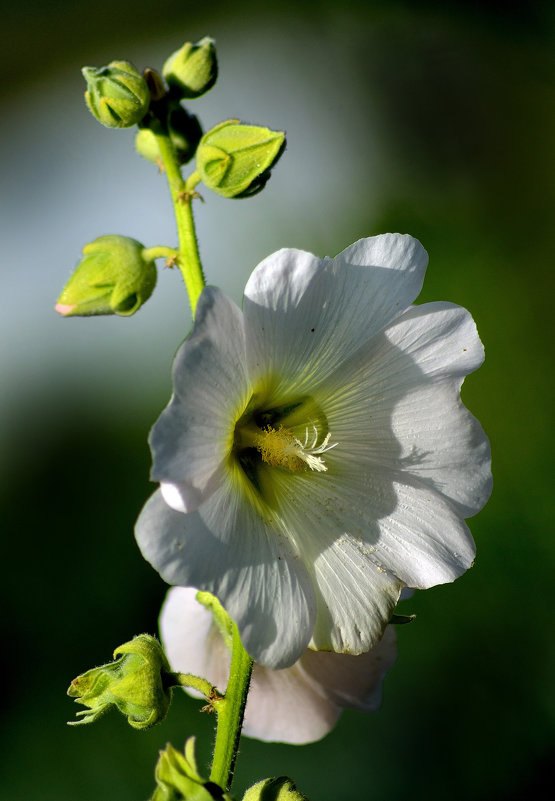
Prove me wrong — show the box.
[1,1,553,799]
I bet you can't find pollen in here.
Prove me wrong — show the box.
[255,424,337,473]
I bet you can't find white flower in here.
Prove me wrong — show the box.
[160,586,397,744]
[136,234,491,669]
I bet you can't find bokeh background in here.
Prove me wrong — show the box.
[1,1,553,799]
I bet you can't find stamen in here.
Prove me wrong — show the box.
[255,424,337,473]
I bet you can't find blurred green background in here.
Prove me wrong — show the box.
[1,1,553,799]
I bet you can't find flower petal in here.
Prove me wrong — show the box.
[388,385,491,517]
[307,532,402,653]
[288,465,476,592]
[243,664,340,744]
[160,587,229,694]
[243,234,428,396]
[382,301,491,514]
[384,300,485,378]
[315,301,491,516]
[150,287,250,513]
[300,624,397,712]
[361,473,477,587]
[269,472,403,653]
[135,482,316,669]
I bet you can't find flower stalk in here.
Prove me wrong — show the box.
[210,619,254,791]
[153,123,205,316]
[149,122,254,790]
[168,672,220,702]
[142,245,179,263]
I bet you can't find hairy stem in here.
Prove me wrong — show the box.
[209,621,254,791]
[153,128,205,316]
[169,672,222,703]
[142,245,179,263]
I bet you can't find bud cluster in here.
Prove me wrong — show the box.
[81,38,217,168]
[134,37,219,167]
[59,35,288,319]
[80,38,285,196]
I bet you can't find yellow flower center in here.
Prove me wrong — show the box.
[239,422,336,474]
[232,394,337,508]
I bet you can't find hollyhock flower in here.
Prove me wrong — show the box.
[136,234,491,669]
[161,587,397,744]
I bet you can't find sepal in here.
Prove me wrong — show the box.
[389,614,416,625]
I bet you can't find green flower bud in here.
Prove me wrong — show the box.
[136,104,203,166]
[242,777,309,801]
[82,60,150,128]
[56,235,157,317]
[196,120,285,199]
[163,37,218,99]
[67,635,171,729]
[151,739,232,801]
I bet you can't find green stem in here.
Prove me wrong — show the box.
[153,129,205,316]
[209,621,254,791]
[169,672,221,702]
[142,245,179,263]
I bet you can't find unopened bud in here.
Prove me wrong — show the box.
[163,37,218,99]
[196,120,285,198]
[56,235,156,317]
[82,60,150,128]
[67,634,171,729]
[151,738,232,801]
[242,777,309,801]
